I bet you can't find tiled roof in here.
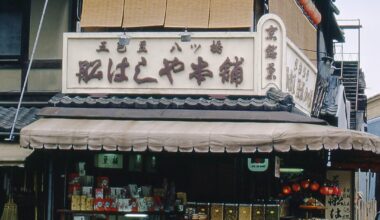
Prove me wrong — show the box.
[0,107,40,133]
[49,95,292,111]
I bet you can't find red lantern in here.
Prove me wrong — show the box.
[301,180,310,189]
[282,186,292,195]
[332,186,339,195]
[310,182,320,191]
[320,186,329,195]
[336,188,342,196]
[327,187,334,195]
[292,183,301,192]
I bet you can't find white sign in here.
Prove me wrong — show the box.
[285,40,317,114]
[62,14,317,115]
[325,170,352,220]
[63,32,256,95]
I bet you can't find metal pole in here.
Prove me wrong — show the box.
[5,0,49,141]
[355,19,361,113]
[47,156,53,220]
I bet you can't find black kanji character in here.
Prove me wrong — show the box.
[265,25,278,41]
[189,57,213,86]
[137,41,148,53]
[219,57,244,87]
[266,63,276,80]
[97,41,109,52]
[210,40,223,54]
[107,57,130,83]
[76,59,103,84]
[159,57,185,84]
[265,45,277,59]
[133,57,158,84]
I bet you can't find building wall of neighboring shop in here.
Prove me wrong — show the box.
[0,0,68,93]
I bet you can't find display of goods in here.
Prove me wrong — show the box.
[291,183,301,192]
[145,197,155,212]
[210,203,224,220]
[301,180,310,189]
[94,198,104,211]
[104,198,117,211]
[332,186,339,195]
[196,203,210,217]
[319,186,329,195]
[82,187,93,197]
[96,176,109,188]
[310,182,320,191]
[86,198,94,211]
[117,199,131,212]
[129,198,139,212]
[224,203,238,220]
[80,195,87,211]
[238,204,252,220]
[95,188,104,199]
[327,187,334,195]
[71,195,81,211]
[282,186,292,195]
[138,198,148,212]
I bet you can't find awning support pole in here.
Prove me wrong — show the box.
[5,0,49,141]
[47,157,53,220]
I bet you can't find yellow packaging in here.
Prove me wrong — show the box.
[80,195,87,211]
[86,197,94,211]
[210,203,223,220]
[238,205,252,220]
[71,195,81,211]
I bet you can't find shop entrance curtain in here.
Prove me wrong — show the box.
[20,118,380,153]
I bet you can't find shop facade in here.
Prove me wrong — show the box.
[17,11,380,220]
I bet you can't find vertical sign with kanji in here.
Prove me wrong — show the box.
[257,14,286,93]
[325,170,352,220]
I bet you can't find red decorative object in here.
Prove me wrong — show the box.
[332,186,340,195]
[327,187,334,195]
[292,183,301,192]
[310,182,320,191]
[282,186,292,195]
[320,186,329,195]
[336,188,342,196]
[301,180,310,189]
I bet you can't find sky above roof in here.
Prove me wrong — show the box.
[335,0,380,98]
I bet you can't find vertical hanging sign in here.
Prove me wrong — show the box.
[325,170,352,220]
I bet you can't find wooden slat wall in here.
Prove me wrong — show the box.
[269,0,317,64]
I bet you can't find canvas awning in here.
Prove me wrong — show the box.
[0,143,33,167]
[20,118,380,153]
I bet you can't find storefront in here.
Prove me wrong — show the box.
[18,14,380,220]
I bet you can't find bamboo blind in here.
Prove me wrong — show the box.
[165,0,210,28]
[209,0,254,28]
[123,0,167,28]
[81,0,124,27]
[269,0,317,64]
